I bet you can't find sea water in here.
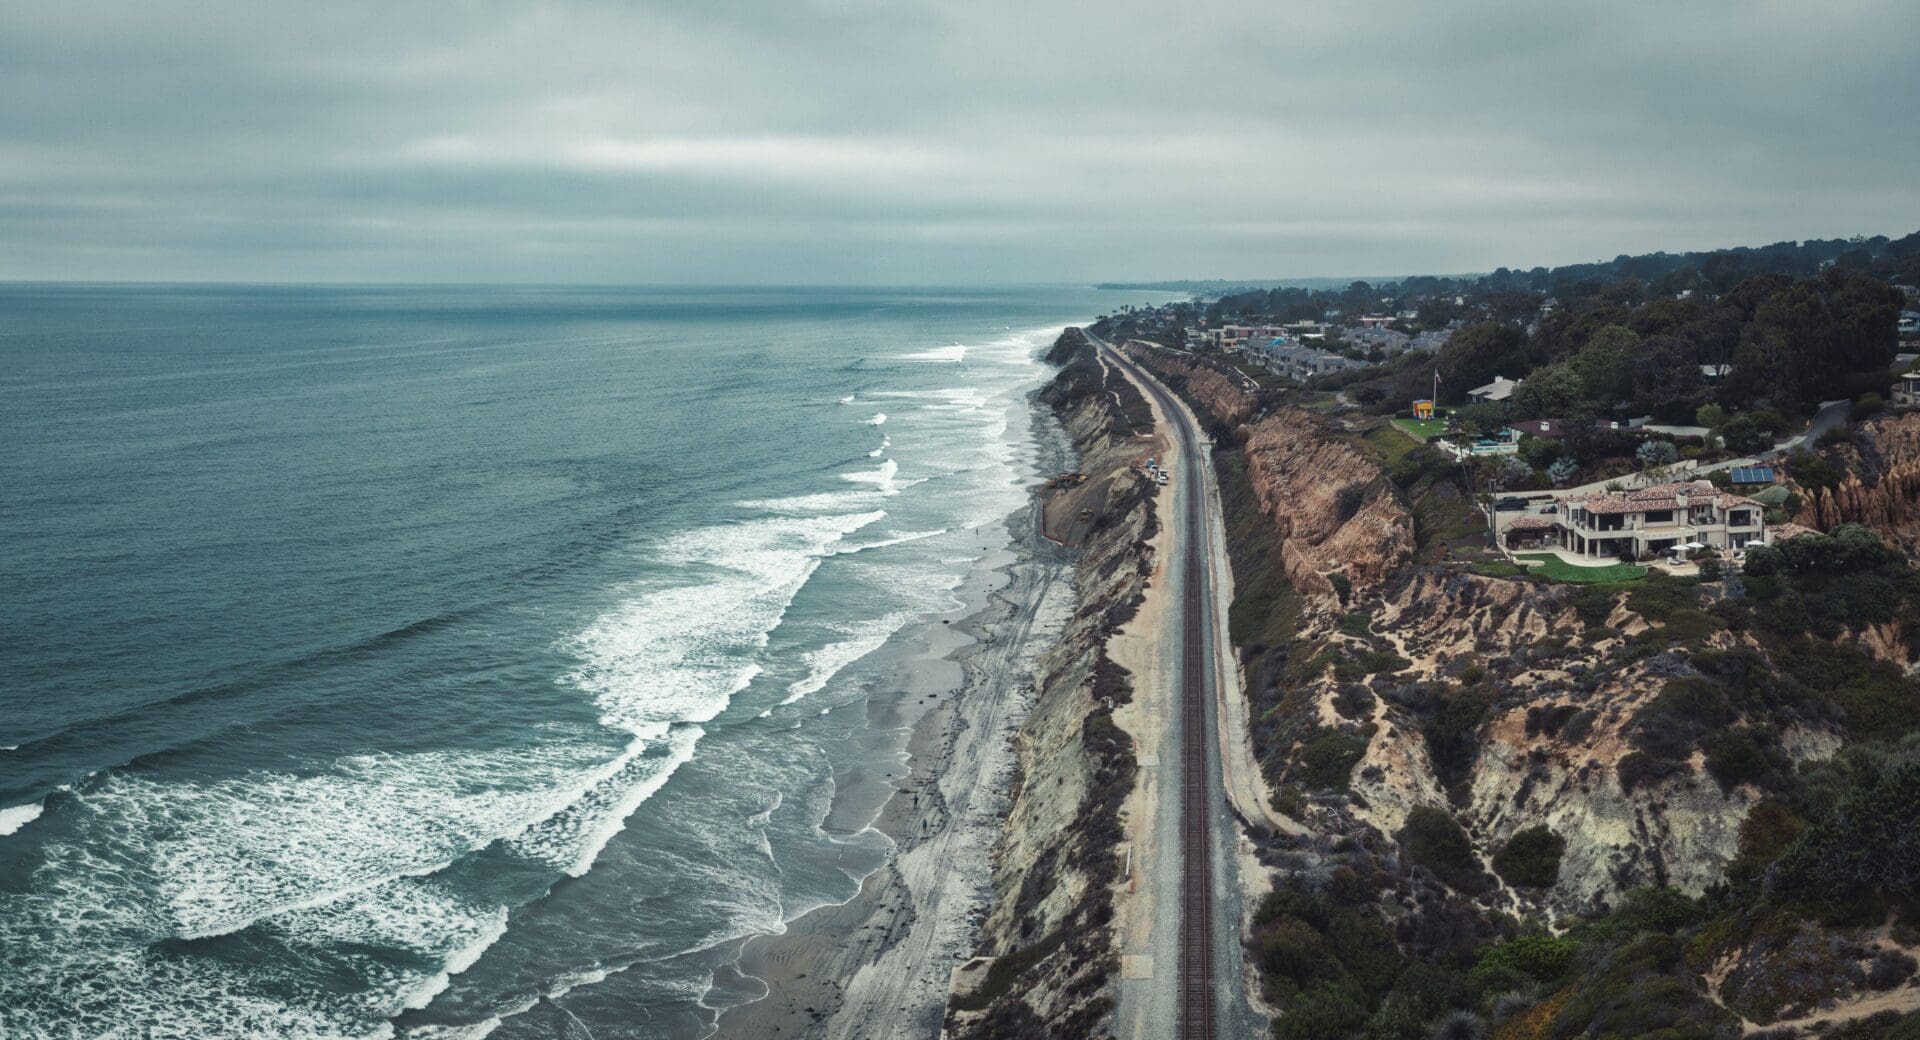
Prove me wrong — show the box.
[0,284,1125,1039]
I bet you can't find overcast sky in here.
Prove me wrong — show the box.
[4,0,1917,284]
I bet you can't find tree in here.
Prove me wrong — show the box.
[1433,323,1529,404]
[1569,325,1640,406]
[1548,456,1580,485]
[1728,270,1903,414]
[1451,401,1508,436]
[1695,403,1728,449]
[1507,363,1585,422]
[1632,335,1709,422]
[1519,435,1563,469]
[1721,414,1771,454]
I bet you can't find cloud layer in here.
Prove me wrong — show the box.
[4,0,1917,283]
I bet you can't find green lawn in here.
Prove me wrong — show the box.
[1391,416,1449,441]
[1515,553,1646,584]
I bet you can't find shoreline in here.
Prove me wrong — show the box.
[712,387,1079,1039]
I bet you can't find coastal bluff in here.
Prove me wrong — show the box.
[945,329,1158,1038]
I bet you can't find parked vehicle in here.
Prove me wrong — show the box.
[1494,497,1529,511]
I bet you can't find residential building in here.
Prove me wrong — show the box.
[1345,325,1412,356]
[1263,340,1368,381]
[1503,480,1766,560]
[1469,375,1521,404]
[1212,324,1288,350]
[1894,371,1920,408]
[1505,418,1565,439]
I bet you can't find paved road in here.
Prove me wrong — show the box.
[1503,398,1853,502]
[1088,330,1261,1040]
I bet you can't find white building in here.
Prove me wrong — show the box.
[1469,375,1521,404]
[1503,480,1766,560]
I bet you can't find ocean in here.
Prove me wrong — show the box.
[0,284,1121,1039]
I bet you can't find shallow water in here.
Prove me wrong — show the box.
[0,284,1124,1039]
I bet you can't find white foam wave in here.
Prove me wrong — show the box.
[864,412,887,425]
[868,434,890,458]
[839,458,898,494]
[834,527,947,555]
[737,489,882,513]
[508,726,702,876]
[0,801,42,836]
[781,613,912,705]
[891,344,966,363]
[838,394,855,404]
[566,510,885,738]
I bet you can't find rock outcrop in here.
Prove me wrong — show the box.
[1239,408,1414,599]
[1125,347,1260,428]
[1793,411,1920,557]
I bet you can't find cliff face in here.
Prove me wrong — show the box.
[947,331,1155,1038]
[1125,348,1260,429]
[1240,410,1415,598]
[1164,387,1815,915]
[1793,411,1920,557]
[1292,563,1815,914]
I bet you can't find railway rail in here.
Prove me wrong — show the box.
[1097,335,1220,1040]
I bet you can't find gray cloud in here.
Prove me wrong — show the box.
[3,0,1916,283]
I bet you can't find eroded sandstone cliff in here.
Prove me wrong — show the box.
[946,329,1155,1038]
[1793,411,1920,557]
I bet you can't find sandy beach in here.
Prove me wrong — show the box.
[713,393,1079,1040]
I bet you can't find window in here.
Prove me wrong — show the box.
[1643,509,1674,524]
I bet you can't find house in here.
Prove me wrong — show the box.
[1265,341,1367,381]
[1502,480,1766,560]
[1894,372,1920,408]
[1345,326,1412,356]
[1212,324,1288,350]
[1469,375,1521,404]
[1409,329,1453,353]
[1506,418,1564,439]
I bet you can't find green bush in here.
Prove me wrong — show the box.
[1702,726,1788,791]
[1773,761,1920,898]
[1399,806,1492,893]
[1492,826,1566,888]
[1477,932,1578,982]
[1298,729,1368,791]
[1424,692,1490,790]
[1571,587,1615,627]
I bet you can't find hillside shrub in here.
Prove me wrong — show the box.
[1492,826,1566,888]
[1399,806,1492,893]
[1703,726,1790,791]
[1477,932,1577,983]
[1298,729,1368,791]
[1773,761,1920,897]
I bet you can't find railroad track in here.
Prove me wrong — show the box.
[1096,336,1218,1040]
